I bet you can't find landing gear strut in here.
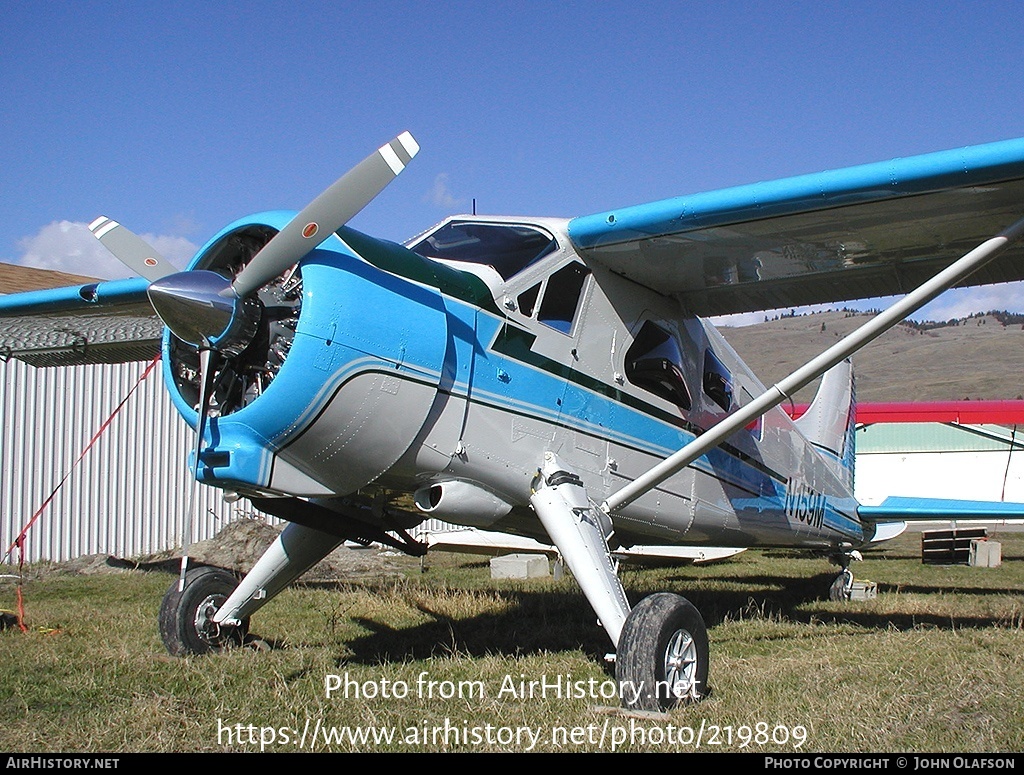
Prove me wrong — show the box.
[530,453,709,712]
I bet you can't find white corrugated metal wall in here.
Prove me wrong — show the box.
[1,357,237,564]
[855,422,1024,506]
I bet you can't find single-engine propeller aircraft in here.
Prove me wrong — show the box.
[4,132,1024,711]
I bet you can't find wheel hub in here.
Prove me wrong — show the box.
[193,593,229,645]
[664,628,699,701]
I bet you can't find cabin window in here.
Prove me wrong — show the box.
[703,349,733,412]
[538,262,590,334]
[517,283,541,317]
[625,321,691,411]
[409,221,557,279]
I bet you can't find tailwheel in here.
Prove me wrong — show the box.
[829,568,855,602]
[615,593,709,711]
[159,566,249,656]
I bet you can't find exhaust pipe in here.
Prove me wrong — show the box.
[414,480,514,527]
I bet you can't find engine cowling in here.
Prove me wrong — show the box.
[163,212,450,499]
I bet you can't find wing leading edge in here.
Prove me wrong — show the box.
[568,137,1024,316]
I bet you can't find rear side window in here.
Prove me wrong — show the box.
[625,322,691,411]
[703,349,734,411]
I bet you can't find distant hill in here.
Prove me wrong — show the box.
[719,309,1024,403]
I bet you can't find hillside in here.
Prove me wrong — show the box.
[719,309,1024,403]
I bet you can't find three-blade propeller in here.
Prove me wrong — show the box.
[87,132,420,584]
[139,131,420,352]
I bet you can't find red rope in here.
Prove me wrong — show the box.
[14,538,28,632]
[3,356,161,630]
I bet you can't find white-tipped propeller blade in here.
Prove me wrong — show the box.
[229,131,419,298]
[88,216,178,281]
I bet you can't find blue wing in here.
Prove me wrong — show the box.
[569,137,1024,316]
[0,277,159,366]
[7,136,1024,362]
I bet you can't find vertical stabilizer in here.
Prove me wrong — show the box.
[793,359,856,489]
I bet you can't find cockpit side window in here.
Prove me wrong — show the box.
[409,221,557,280]
[537,262,590,334]
[625,321,692,411]
[703,349,734,411]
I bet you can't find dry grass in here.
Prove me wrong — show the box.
[3,531,1024,752]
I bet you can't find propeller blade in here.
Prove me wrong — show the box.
[88,216,177,281]
[179,346,217,590]
[229,131,419,298]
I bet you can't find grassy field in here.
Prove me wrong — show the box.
[2,530,1024,753]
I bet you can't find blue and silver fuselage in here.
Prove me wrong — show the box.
[170,211,862,551]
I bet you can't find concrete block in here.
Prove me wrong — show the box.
[969,539,1002,568]
[490,553,549,579]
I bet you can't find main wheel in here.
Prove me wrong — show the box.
[159,565,249,656]
[615,593,709,712]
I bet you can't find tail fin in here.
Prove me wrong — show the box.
[793,358,856,490]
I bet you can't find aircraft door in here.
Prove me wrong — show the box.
[547,266,610,484]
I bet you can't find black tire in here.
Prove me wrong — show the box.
[615,593,709,711]
[159,565,249,656]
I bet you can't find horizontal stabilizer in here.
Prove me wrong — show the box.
[860,496,1024,523]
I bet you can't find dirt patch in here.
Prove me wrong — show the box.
[24,518,410,582]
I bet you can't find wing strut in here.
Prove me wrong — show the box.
[602,213,1024,515]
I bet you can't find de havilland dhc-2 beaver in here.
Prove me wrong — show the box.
[3,132,1024,711]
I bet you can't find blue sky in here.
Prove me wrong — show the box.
[3,0,1024,322]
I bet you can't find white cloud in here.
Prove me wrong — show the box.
[425,173,465,210]
[144,233,199,268]
[14,221,197,281]
[911,281,1024,322]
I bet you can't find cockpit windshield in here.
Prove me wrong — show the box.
[409,221,557,280]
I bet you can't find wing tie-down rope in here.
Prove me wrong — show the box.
[1,356,161,633]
